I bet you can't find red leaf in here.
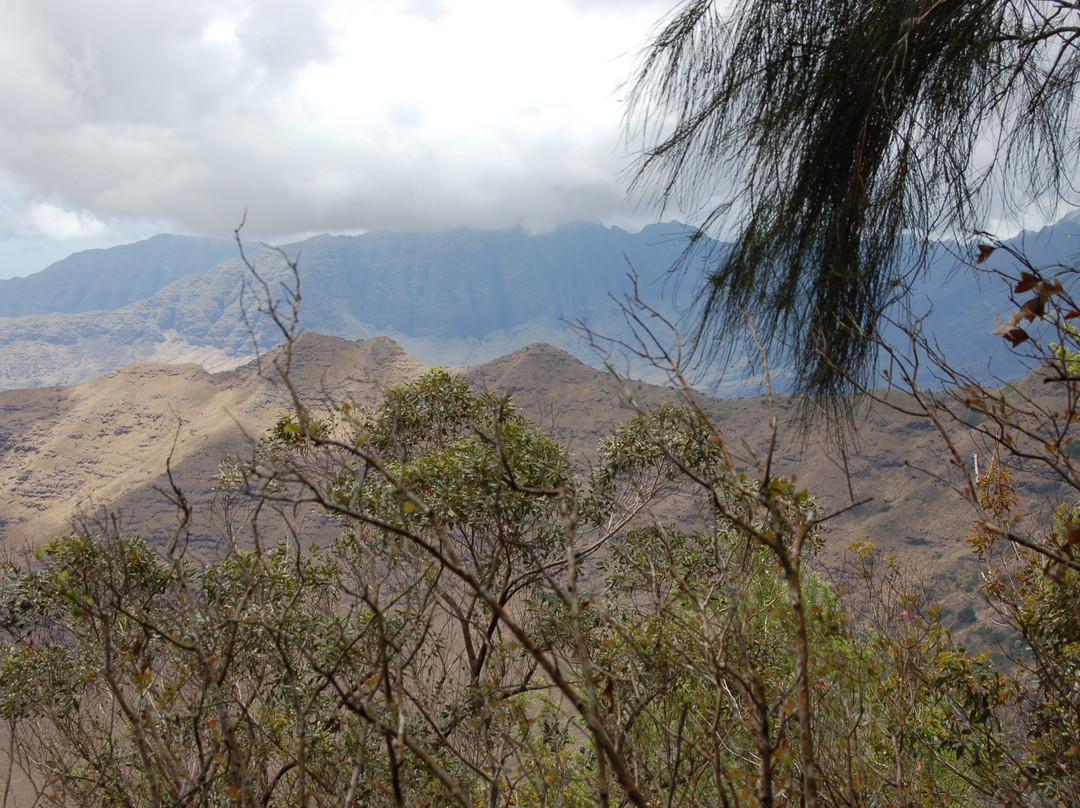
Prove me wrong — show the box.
[1014,271,1040,294]
[976,244,995,264]
[1019,296,1046,321]
[1065,310,1080,320]
[1002,327,1030,347]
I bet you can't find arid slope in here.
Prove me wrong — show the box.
[0,332,1034,623]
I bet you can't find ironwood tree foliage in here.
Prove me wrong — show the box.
[628,0,1080,398]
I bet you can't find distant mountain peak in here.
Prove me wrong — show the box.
[460,342,601,398]
[465,342,590,375]
[6,213,1077,392]
[505,342,586,362]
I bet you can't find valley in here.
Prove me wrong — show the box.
[0,331,1034,649]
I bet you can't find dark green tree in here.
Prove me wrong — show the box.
[628,0,1080,398]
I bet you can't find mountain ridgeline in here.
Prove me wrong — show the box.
[0,234,238,318]
[1,216,1078,391]
[0,223,697,390]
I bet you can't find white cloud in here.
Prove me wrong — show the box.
[16,202,109,241]
[0,0,674,264]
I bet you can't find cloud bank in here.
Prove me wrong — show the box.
[0,0,673,275]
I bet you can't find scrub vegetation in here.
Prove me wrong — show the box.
[6,1,1080,805]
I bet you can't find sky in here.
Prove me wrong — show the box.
[0,0,680,278]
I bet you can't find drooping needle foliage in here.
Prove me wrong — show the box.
[628,0,1080,398]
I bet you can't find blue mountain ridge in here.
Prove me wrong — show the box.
[0,217,1077,393]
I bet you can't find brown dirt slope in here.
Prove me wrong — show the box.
[0,333,1041,611]
[0,333,425,555]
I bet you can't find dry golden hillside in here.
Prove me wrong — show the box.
[0,330,1040,627]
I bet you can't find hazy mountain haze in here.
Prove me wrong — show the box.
[2,216,1079,394]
